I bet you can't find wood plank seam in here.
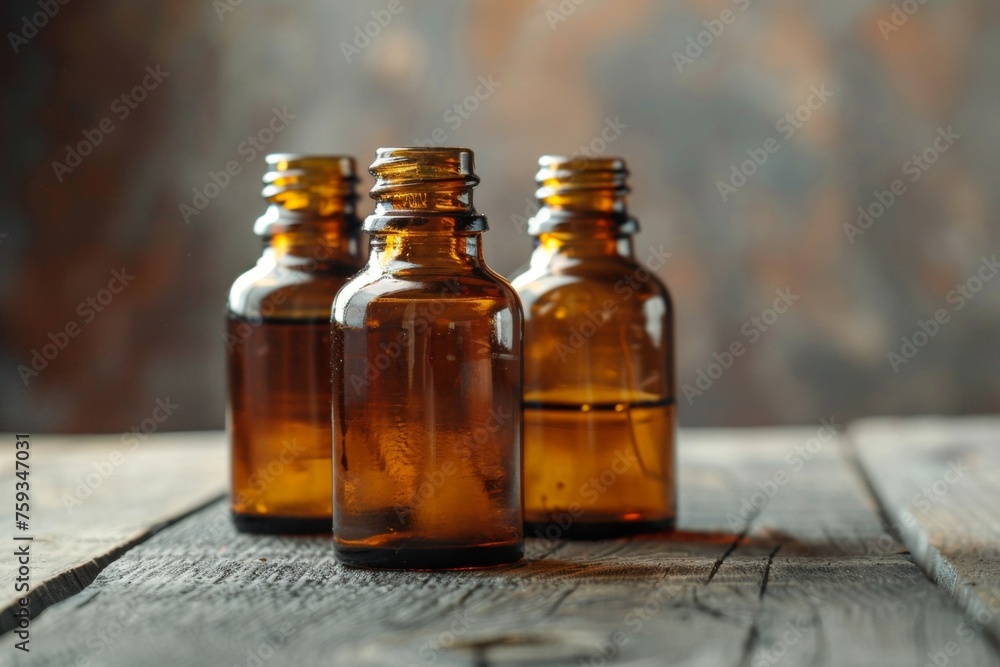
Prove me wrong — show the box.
[0,492,224,636]
[842,432,1000,659]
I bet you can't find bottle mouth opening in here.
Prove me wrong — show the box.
[537,155,627,173]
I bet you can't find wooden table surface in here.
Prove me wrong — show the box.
[2,417,999,666]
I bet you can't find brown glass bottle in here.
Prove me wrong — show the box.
[227,154,364,533]
[332,147,524,569]
[510,156,676,539]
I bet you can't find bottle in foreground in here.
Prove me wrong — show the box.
[332,147,524,569]
[227,154,365,533]
[510,156,676,539]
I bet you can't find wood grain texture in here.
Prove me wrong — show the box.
[850,416,1000,653]
[4,427,997,666]
[0,432,226,633]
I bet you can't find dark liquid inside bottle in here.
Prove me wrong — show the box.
[228,315,333,533]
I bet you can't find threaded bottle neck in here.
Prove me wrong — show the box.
[254,154,360,237]
[365,147,487,234]
[528,155,638,236]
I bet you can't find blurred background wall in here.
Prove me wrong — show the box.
[2,0,998,432]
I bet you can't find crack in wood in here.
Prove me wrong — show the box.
[734,543,785,667]
[706,527,752,586]
[535,540,569,561]
[737,621,760,667]
[545,582,580,617]
[759,544,782,600]
[705,499,767,586]
[705,537,741,586]
[691,588,727,620]
[838,436,904,551]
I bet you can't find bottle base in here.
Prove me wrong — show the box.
[524,517,675,540]
[231,512,332,535]
[335,541,524,570]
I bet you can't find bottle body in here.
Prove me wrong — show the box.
[510,156,676,538]
[332,147,524,569]
[228,155,364,533]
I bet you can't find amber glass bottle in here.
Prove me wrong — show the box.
[332,147,523,569]
[227,154,364,533]
[510,156,675,539]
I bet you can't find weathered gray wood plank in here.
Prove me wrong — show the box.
[0,432,226,633]
[5,427,996,666]
[850,416,1000,652]
[687,424,1000,667]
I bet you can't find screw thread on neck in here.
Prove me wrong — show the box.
[366,147,487,233]
[255,154,359,237]
[529,155,638,236]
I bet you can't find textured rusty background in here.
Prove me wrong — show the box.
[2,0,998,431]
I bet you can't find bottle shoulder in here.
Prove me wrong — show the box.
[332,264,521,323]
[227,257,363,319]
[511,258,671,308]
